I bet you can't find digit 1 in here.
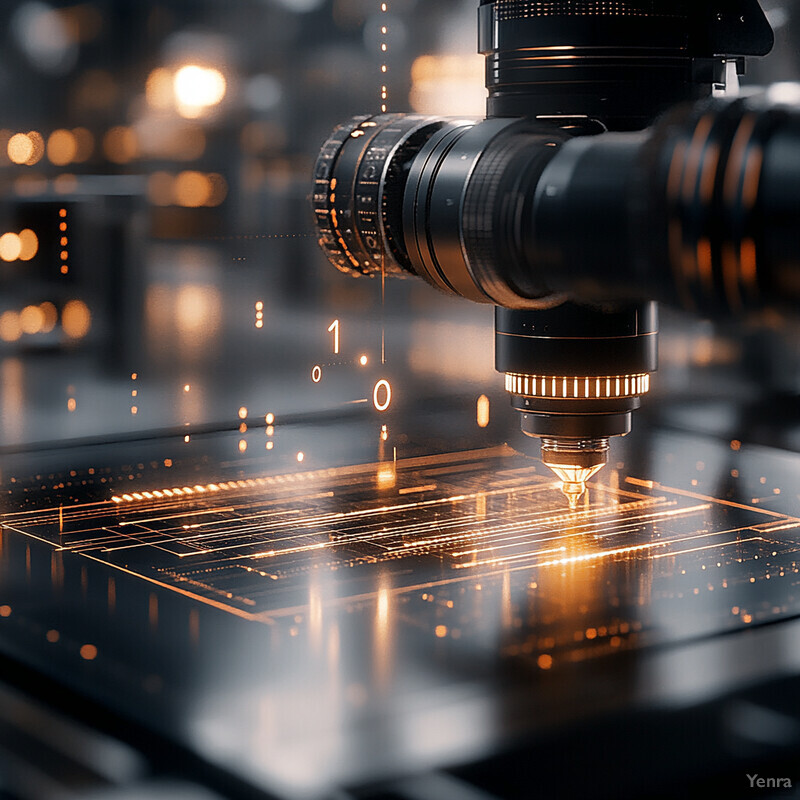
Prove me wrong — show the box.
[328,319,340,354]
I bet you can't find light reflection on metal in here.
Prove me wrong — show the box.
[548,463,606,510]
[6,447,800,638]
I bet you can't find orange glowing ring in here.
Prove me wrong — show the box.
[504,372,651,400]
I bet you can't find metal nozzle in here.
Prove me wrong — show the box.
[541,438,609,510]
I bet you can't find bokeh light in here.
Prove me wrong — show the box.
[18,229,38,261]
[0,233,22,262]
[47,129,78,165]
[19,304,45,335]
[0,311,22,342]
[8,133,34,165]
[174,171,212,207]
[61,299,92,339]
[103,126,138,164]
[173,65,227,118]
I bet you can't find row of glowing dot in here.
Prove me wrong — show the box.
[0,605,97,660]
[238,408,285,454]
[380,2,389,112]
[59,208,69,274]
[505,373,651,398]
[312,355,370,382]
[111,456,350,504]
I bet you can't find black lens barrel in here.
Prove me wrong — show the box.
[478,1,773,127]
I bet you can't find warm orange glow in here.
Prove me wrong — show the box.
[39,302,57,332]
[0,233,22,261]
[8,132,43,165]
[547,463,605,510]
[173,65,227,117]
[146,67,174,110]
[80,644,98,660]
[67,398,77,412]
[296,452,305,463]
[7,134,32,164]
[20,305,45,335]
[266,413,275,425]
[47,129,78,166]
[477,394,490,428]
[0,605,11,618]
[239,439,247,453]
[206,173,228,207]
[359,354,368,366]
[435,624,447,638]
[0,311,21,342]
[61,299,92,339]
[537,654,553,670]
[72,128,94,162]
[506,372,651,400]
[410,55,485,116]
[46,629,60,643]
[174,170,212,207]
[238,406,248,420]
[18,229,38,261]
[103,126,138,164]
[147,171,174,206]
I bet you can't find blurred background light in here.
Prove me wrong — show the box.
[12,1,78,75]
[173,65,227,118]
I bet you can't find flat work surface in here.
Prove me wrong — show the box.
[1,436,800,795]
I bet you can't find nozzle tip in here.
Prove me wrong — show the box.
[561,481,586,510]
[540,438,609,510]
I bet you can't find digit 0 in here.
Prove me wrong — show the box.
[373,379,391,412]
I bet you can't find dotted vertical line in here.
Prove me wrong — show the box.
[58,208,69,275]
[380,2,388,113]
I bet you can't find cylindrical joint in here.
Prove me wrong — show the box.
[540,438,609,469]
[497,301,657,443]
[312,114,463,279]
[478,0,772,128]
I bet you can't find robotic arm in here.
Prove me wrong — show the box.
[313,1,800,507]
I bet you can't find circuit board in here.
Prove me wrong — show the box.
[4,444,799,667]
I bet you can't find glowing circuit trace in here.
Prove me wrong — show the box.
[3,443,800,670]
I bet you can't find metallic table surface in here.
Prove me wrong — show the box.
[0,406,798,798]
